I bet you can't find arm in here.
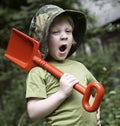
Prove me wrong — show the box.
[27,73,79,120]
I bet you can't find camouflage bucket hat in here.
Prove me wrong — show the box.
[29,4,86,59]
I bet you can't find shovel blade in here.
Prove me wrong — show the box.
[5,28,41,72]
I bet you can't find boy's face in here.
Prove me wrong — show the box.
[48,17,74,61]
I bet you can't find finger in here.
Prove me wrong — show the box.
[70,79,79,86]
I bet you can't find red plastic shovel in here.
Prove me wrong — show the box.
[5,28,104,112]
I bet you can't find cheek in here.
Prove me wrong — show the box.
[69,36,74,45]
[49,35,58,46]
[49,39,55,48]
[48,38,57,52]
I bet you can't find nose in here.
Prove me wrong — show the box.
[60,32,68,40]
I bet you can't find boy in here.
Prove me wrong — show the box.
[26,4,101,126]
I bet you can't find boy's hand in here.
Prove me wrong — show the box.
[59,73,79,97]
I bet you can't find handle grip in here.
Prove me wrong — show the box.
[33,56,104,112]
[82,82,104,112]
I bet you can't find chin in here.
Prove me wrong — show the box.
[55,56,66,61]
[52,53,68,61]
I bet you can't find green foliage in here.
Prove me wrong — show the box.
[101,86,120,126]
[0,49,26,125]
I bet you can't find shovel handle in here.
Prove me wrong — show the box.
[33,56,104,112]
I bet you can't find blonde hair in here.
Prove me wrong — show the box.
[50,13,74,30]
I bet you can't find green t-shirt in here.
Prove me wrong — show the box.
[26,59,97,126]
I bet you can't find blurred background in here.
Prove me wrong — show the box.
[0,0,120,125]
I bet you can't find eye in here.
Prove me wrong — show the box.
[51,30,60,35]
[66,29,72,33]
[66,30,71,32]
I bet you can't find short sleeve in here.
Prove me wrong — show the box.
[86,69,97,83]
[25,67,47,99]
[80,63,97,83]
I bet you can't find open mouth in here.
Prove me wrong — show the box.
[59,45,67,52]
